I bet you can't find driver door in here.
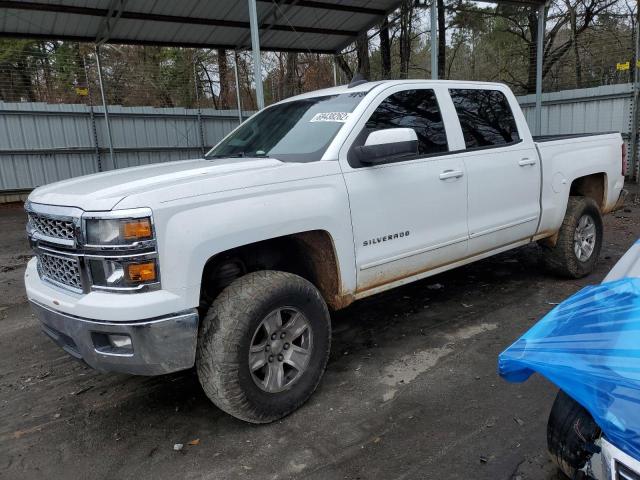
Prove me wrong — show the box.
[340,86,469,293]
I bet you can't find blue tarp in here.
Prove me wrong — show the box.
[498,277,640,460]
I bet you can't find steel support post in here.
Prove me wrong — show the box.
[83,55,102,172]
[247,0,265,110]
[631,6,640,182]
[431,1,438,80]
[534,3,546,137]
[233,51,244,124]
[193,63,206,156]
[94,45,115,170]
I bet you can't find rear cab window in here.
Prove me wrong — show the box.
[348,88,448,167]
[449,89,520,149]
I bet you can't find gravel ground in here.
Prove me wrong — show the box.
[1,185,639,480]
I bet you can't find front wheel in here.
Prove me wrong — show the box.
[541,196,603,278]
[547,390,601,478]
[196,270,331,423]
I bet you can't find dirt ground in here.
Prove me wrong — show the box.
[1,186,639,480]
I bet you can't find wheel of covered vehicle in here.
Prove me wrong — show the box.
[547,390,601,479]
[196,270,331,423]
[541,196,603,278]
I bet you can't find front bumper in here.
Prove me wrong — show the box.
[591,437,640,480]
[30,300,199,376]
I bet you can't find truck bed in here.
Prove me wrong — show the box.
[533,132,617,142]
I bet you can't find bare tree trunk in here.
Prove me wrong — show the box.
[437,0,446,78]
[471,29,477,78]
[526,9,538,94]
[40,42,53,101]
[334,54,353,81]
[399,0,413,79]
[356,35,370,78]
[217,48,229,109]
[380,16,391,78]
[72,43,86,103]
[237,55,256,111]
[284,52,298,97]
[568,5,582,87]
[17,57,35,101]
[200,61,218,109]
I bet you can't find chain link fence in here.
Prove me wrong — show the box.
[1,2,639,106]
[0,42,337,110]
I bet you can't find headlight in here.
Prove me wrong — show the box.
[85,217,153,246]
[82,208,160,292]
[88,258,159,290]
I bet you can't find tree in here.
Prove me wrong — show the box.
[217,49,230,109]
[0,0,633,109]
[334,54,353,81]
[437,0,446,78]
[399,0,415,78]
[497,0,618,92]
[284,52,298,96]
[356,35,371,78]
[380,17,392,78]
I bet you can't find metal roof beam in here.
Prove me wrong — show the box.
[256,0,386,15]
[96,0,126,44]
[234,0,284,50]
[0,30,337,54]
[0,1,359,37]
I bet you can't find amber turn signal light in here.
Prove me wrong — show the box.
[123,218,152,241]
[126,262,157,282]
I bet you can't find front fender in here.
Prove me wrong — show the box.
[153,174,355,308]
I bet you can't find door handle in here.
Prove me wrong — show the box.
[439,169,464,180]
[518,158,536,166]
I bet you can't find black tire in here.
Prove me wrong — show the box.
[547,390,601,479]
[196,270,331,423]
[542,196,603,278]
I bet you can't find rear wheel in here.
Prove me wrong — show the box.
[547,390,601,479]
[541,196,603,278]
[196,270,331,423]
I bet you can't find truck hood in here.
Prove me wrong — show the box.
[28,157,286,211]
[604,239,640,282]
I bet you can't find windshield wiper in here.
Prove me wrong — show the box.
[207,152,270,159]
[207,152,244,159]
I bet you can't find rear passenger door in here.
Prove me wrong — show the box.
[340,86,468,293]
[449,88,540,255]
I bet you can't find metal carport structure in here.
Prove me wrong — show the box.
[0,0,549,145]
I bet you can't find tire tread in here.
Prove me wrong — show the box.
[542,196,603,278]
[196,270,331,423]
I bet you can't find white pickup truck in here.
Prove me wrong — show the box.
[24,79,626,423]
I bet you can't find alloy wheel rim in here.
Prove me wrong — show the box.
[573,214,596,262]
[249,307,313,393]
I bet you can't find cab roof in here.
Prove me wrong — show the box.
[281,79,509,103]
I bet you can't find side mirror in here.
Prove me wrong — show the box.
[353,128,418,165]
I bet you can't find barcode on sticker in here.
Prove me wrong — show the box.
[310,112,350,123]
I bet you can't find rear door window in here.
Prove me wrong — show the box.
[449,89,520,149]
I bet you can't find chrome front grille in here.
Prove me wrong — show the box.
[28,212,76,241]
[36,251,82,292]
[617,461,640,480]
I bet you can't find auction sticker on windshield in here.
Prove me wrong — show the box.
[310,112,351,122]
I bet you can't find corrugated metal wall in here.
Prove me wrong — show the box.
[0,83,634,192]
[0,102,251,191]
[517,83,633,136]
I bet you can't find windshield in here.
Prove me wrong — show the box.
[206,92,367,162]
